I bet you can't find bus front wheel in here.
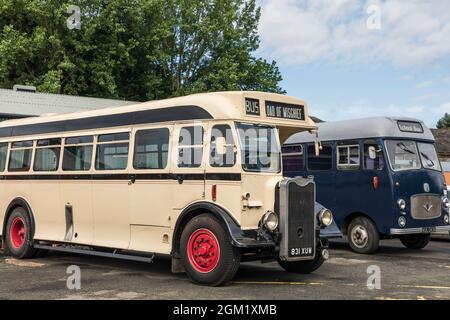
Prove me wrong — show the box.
[5,207,38,259]
[348,217,380,254]
[400,234,430,249]
[180,214,241,286]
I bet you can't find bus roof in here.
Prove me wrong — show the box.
[285,117,435,145]
[0,91,316,141]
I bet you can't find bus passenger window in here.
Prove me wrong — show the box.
[178,126,204,168]
[8,141,33,172]
[337,145,360,170]
[0,143,8,172]
[134,128,170,169]
[210,125,236,168]
[63,136,94,171]
[364,143,385,170]
[34,138,61,172]
[282,144,304,174]
[307,145,332,171]
[95,133,130,170]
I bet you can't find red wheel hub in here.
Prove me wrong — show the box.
[187,228,220,273]
[10,217,26,249]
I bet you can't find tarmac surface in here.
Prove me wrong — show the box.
[1,238,450,300]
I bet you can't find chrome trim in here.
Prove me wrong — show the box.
[390,225,450,235]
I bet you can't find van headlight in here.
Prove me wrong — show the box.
[318,209,333,227]
[397,199,406,210]
[262,211,279,232]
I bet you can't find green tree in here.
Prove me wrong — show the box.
[437,113,450,129]
[0,0,284,101]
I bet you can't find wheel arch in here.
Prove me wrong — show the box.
[341,212,379,235]
[171,202,242,257]
[2,197,36,240]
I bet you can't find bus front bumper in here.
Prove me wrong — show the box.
[390,225,450,235]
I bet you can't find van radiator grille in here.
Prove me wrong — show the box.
[410,195,442,220]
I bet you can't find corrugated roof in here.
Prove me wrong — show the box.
[0,88,137,116]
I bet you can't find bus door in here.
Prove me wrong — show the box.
[171,124,207,212]
[305,143,336,212]
[91,131,132,249]
[128,126,173,253]
[358,140,389,227]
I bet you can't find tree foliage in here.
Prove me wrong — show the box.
[437,113,450,129]
[0,0,284,101]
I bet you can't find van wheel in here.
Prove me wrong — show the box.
[278,254,325,274]
[180,214,240,286]
[5,207,38,259]
[348,217,379,254]
[400,234,430,249]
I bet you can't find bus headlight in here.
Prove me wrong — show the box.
[443,197,450,209]
[398,216,407,228]
[397,199,406,210]
[444,214,450,225]
[318,209,333,227]
[444,189,448,198]
[262,211,279,232]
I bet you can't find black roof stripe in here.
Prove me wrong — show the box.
[0,105,213,138]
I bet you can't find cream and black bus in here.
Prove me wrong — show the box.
[0,91,336,286]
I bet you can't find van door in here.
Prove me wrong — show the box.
[171,124,207,211]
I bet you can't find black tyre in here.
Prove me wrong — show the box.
[400,234,430,250]
[5,207,38,259]
[180,214,241,286]
[348,217,380,254]
[278,253,325,274]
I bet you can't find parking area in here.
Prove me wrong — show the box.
[1,238,450,300]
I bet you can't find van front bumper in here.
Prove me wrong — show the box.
[390,225,450,235]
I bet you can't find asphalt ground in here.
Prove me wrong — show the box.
[1,237,450,300]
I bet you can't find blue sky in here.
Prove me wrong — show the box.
[257,0,450,128]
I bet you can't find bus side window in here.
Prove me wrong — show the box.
[364,142,385,170]
[210,125,236,168]
[63,136,94,171]
[337,144,360,170]
[95,133,130,170]
[178,126,204,168]
[282,144,304,174]
[34,138,62,172]
[0,143,8,172]
[134,128,170,170]
[307,144,332,171]
[8,140,33,172]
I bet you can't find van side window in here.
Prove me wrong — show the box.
[0,143,8,172]
[307,144,332,171]
[34,138,61,172]
[282,144,304,174]
[8,140,33,172]
[364,142,385,170]
[96,133,130,170]
[210,125,236,168]
[134,128,170,170]
[63,136,94,171]
[178,126,204,168]
[337,144,360,170]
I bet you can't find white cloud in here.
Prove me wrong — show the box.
[415,80,433,89]
[258,0,450,66]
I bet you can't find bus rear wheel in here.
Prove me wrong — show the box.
[180,214,240,286]
[5,207,38,259]
[400,234,430,249]
[348,217,380,254]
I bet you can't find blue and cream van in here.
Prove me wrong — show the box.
[282,117,450,254]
